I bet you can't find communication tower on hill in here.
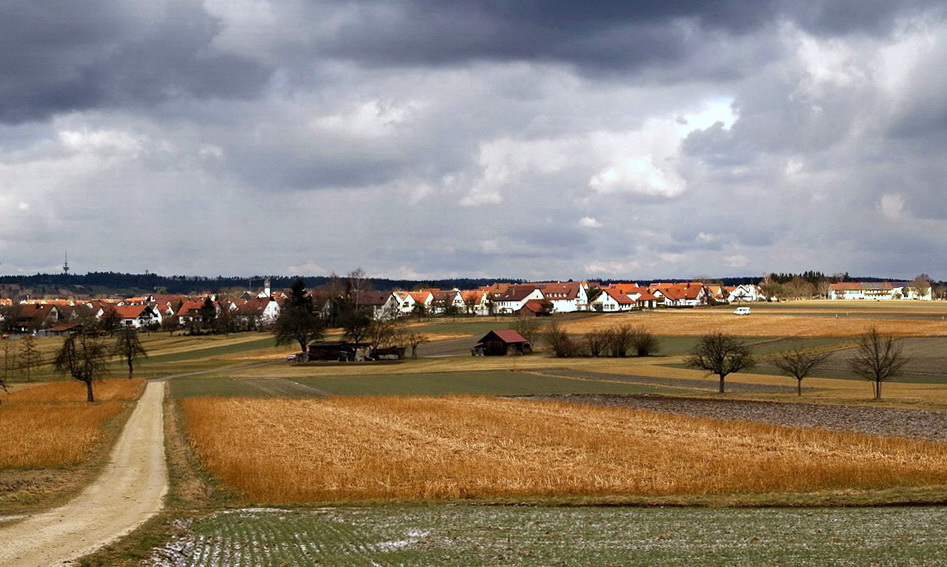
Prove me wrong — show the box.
[63,252,70,275]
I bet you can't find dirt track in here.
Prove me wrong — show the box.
[0,381,168,567]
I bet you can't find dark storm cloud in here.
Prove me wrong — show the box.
[0,0,269,123]
[313,0,944,73]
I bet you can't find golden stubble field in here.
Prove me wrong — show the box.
[0,379,144,468]
[560,306,947,337]
[181,396,947,503]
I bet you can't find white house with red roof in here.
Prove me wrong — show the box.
[533,282,589,313]
[650,282,709,307]
[493,285,546,314]
[590,288,635,312]
[114,304,163,328]
[727,284,763,303]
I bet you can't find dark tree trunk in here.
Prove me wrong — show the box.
[85,379,95,402]
[718,374,725,393]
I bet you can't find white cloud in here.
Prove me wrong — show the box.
[589,156,686,197]
[879,193,906,220]
[725,255,749,269]
[578,217,602,228]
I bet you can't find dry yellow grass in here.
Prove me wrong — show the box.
[561,309,947,337]
[3,378,145,404]
[0,402,127,468]
[181,396,947,503]
[0,379,143,469]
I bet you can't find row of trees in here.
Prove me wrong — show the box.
[685,327,908,399]
[0,327,149,402]
[541,323,660,359]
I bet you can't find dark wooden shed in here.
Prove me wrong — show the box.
[472,329,532,356]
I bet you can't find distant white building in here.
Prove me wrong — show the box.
[828,282,932,300]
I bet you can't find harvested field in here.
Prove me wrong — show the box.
[519,394,947,443]
[0,402,127,468]
[0,380,144,472]
[3,378,144,404]
[181,396,947,503]
[561,309,947,337]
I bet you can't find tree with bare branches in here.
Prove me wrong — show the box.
[17,334,44,382]
[686,332,756,393]
[53,332,110,402]
[771,346,831,396]
[849,327,909,400]
[401,331,430,359]
[113,327,148,379]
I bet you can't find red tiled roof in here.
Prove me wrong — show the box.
[597,289,634,305]
[497,285,541,301]
[113,304,150,319]
[484,330,529,344]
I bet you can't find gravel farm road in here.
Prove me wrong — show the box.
[0,381,168,567]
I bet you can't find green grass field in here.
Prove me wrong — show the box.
[145,505,947,566]
[168,370,674,398]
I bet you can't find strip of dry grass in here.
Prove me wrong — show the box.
[3,378,144,404]
[181,396,947,503]
[561,310,947,337]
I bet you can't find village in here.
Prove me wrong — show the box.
[0,276,934,336]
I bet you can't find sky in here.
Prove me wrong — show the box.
[1,1,947,282]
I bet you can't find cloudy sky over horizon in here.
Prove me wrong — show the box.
[2,1,947,281]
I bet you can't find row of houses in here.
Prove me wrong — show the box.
[827,282,932,300]
[0,289,283,333]
[354,281,768,319]
[2,278,930,333]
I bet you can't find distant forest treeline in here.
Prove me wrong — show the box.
[0,270,905,299]
[0,272,528,297]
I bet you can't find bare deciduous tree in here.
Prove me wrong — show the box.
[542,322,579,358]
[401,331,430,359]
[771,346,831,396]
[113,327,148,379]
[18,334,44,382]
[686,332,756,393]
[512,317,541,346]
[53,332,110,402]
[848,327,909,400]
[607,324,636,357]
[585,329,610,357]
[631,327,659,357]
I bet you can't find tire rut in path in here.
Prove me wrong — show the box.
[0,381,168,567]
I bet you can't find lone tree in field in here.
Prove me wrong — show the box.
[53,332,110,402]
[402,332,429,359]
[686,331,756,393]
[771,345,831,396]
[17,335,44,382]
[113,327,148,379]
[274,278,325,360]
[849,327,909,400]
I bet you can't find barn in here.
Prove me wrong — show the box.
[472,330,532,356]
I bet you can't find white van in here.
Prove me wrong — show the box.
[733,306,752,315]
